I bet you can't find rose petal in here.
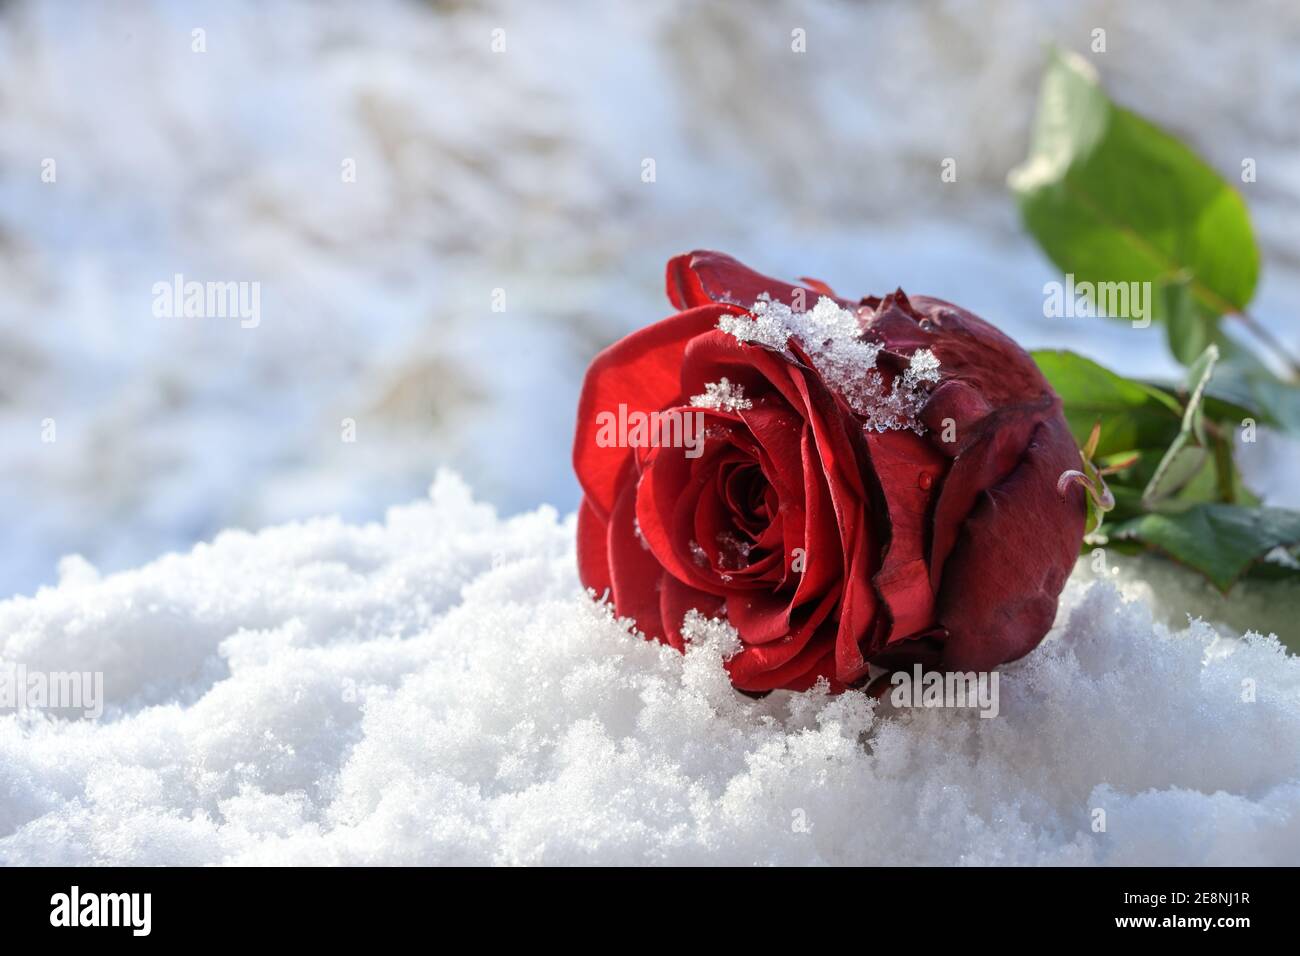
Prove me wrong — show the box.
[910,295,1057,410]
[726,603,839,692]
[574,303,742,519]
[927,412,1040,593]
[936,418,1086,671]
[725,589,795,643]
[863,429,944,645]
[577,496,612,597]
[635,437,730,594]
[785,368,876,683]
[660,574,723,652]
[918,379,994,458]
[607,474,666,642]
[791,425,841,601]
[737,404,808,511]
[666,250,857,312]
[680,329,807,421]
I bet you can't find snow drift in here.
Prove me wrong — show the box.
[1,472,1298,865]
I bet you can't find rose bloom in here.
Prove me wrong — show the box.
[573,251,1085,693]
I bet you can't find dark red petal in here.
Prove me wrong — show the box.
[693,464,771,589]
[728,644,826,692]
[858,293,933,364]
[666,250,857,312]
[679,329,807,418]
[798,276,838,298]
[635,440,729,594]
[863,429,945,646]
[783,368,877,684]
[927,412,1040,593]
[791,425,841,601]
[719,462,768,538]
[607,476,666,643]
[918,379,994,458]
[909,295,1056,410]
[936,417,1086,671]
[577,496,612,597]
[725,589,795,643]
[726,604,837,693]
[779,651,851,694]
[867,632,946,672]
[660,574,724,652]
[737,403,808,510]
[574,303,742,519]
[832,518,875,685]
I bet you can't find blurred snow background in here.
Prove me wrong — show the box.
[1,0,1298,600]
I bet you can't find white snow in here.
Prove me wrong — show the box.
[720,296,940,433]
[2,471,1297,866]
[690,378,753,413]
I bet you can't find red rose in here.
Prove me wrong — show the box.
[573,251,1085,693]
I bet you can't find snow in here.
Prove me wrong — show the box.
[2,472,1298,866]
[720,295,941,433]
[876,347,942,434]
[690,378,753,413]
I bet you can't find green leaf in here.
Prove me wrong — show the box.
[1205,429,1258,507]
[1211,344,1300,434]
[1141,433,1209,507]
[1141,346,1265,512]
[1033,349,1182,456]
[1197,387,1263,429]
[1010,49,1259,323]
[1179,344,1218,440]
[1110,504,1300,591]
[1162,273,1215,366]
[1153,322,1300,438]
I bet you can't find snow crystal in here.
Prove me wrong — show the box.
[715,531,754,571]
[862,346,942,435]
[718,296,939,434]
[680,609,742,662]
[1,470,1298,865]
[717,297,799,351]
[632,517,651,551]
[690,377,753,413]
